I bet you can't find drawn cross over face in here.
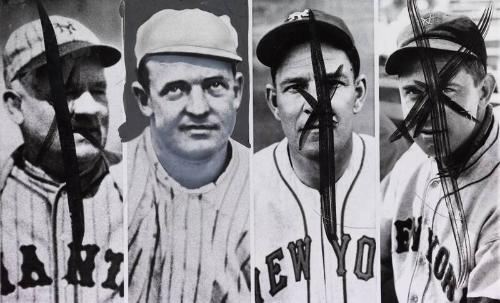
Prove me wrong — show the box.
[268,42,366,161]
[398,52,490,157]
[9,54,109,168]
[137,55,243,161]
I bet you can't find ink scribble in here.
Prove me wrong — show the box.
[35,0,86,277]
[389,0,494,287]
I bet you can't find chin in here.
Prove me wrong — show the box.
[296,144,320,160]
[176,140,226,161]
[414,140,436,158]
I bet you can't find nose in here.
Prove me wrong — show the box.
[70,91,106,116]
[185,85,210,116]
[302,83,317,115]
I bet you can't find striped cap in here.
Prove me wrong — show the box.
[3,15,121,85]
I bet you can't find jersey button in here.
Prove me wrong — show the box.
[410,294,419,303]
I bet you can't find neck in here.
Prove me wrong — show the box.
[22,145,98,184]
[289,136,353,189]
[152,136,230,190]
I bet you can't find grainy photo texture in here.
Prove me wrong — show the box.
[380,0,500,302]
[124,0,250,302]
[0,0,125,302]
[252,1,378,302]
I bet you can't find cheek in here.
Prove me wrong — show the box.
[151,99,181,128]
[25,102,55,125]
[277,94,304,120]
[331,90,355,118]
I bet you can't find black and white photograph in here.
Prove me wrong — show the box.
[379,0,500,302]
[252,1,378,302]
[123,0,250,302]
[0,0,125,302]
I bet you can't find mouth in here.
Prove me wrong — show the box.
[419,128,446,135]
[301,119,339,132]
[72,127,102,144]
[179,124,219,131]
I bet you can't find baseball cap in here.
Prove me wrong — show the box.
[256,8,360,75]
[134,8,242,67]
[3,15,121,85]
[385,11,487,75]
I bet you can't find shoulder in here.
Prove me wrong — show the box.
[254,140,281,166]
[253,140,286,192]
[230,139,250,166]
[390,143,428,175]
[356,133,376,158]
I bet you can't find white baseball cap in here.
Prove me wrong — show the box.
[134,8,242,67]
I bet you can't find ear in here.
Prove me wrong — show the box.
[352,74,367,114]
[3,89,24,124]
[232,72,244,110]
[478,74,496,107]
[265,83,281,121]
[131,81,153,117]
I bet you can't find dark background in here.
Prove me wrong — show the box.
[122,0,250,147]
[253,0,375,152]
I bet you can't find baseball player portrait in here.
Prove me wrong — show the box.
[253,3,378,303]
[0,2,124,303]
[380,2,500,302]
[124,5,250,303]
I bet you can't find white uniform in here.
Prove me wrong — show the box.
[0,147,124,302]
[254,133,378,303]
[128,129,250,303]
[381,117,500,302]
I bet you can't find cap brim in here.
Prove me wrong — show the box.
[385,39,464,75]
[256,19,355,67]
[15,41,121,80]
[137,46,242,67]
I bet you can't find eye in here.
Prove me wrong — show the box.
[91,87,107,95]
[203,78,230,96]
[283,83,305,94]
[404,87,422,97]
[166,84,182,95]
[442,86,455,94]
[160,81,190,99]
[326,79,345,87]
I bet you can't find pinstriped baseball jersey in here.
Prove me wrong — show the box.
[128,129,250,303]
[381,117,500,303]
[254,133,378,303]
[0,147,124,303]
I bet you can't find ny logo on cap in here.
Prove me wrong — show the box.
[421,13,438,25]
[54,22,76,35]
[286,9,310,22]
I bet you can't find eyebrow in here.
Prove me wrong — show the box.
[202,75,229,83]
[158,75,231,96]
[158,80,187,96]
[401,84,425,92]
[278,76,308,87]
[279,72,350,87]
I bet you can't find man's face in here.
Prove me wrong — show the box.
[14,54,109,167]
[141,55,242,161]
[398,53,485,157]
[271,43,365,160]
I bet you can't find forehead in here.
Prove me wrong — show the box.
[145,54,234,81]
[275,42,353,81]
[398,51,457,79]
